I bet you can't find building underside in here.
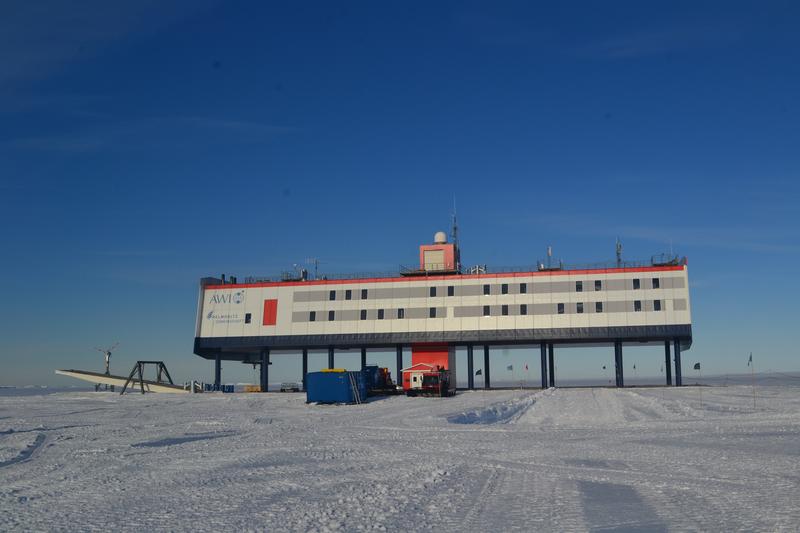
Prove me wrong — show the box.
[195,325,691,391]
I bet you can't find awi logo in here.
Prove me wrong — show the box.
[209,291,245,305]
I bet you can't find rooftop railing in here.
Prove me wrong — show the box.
[235,255,684,285]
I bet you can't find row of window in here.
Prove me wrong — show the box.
[327,278,663,300]
[327,286,474,300]
[555,300,662,314]
[309,299,664,321]
[311,308,439,321]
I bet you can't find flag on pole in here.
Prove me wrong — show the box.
[475,369,482,376]
[747,353,752,366]
[507,365,513,371]
[693,363,701,370]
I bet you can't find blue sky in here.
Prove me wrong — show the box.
[1,1,798,386]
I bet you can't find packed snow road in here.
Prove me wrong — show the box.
[1,385,799,531]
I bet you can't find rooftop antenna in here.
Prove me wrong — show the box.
[450,197,460,272]
[547,245,553,269]
[616,238,623,268]
[94,342,119,376]
[305,257,322,280]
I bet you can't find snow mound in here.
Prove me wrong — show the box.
[446,392,538,424]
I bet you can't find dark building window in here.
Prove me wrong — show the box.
[634,300,642,312]
[429,307,436,318]
[557,303,565,314]
[361,288,368,299]
[398,308,405,319]
[430,286,436,297]
[310,311,316,322]
[360,309,367,320]
[483,284,490,295]
[483,305,490,316]
[520,283,527,294]
[501,304,509,316]
[576,281,583,292]
[595,302,603,313]
[345,289,352,300]
[633,278,641,290]
[652,278,660,289]
[577,302,584,314]
[501,284,508,295]
[378,309,384,320]
[654,299,662,311]
[329,290,336,301]
[447,285,454,296]
[595,280,602,291]
[520,304,527,315]
[328,310,335,321]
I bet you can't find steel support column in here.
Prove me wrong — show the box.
[360,347,367,371]
[540,342,548,389]
[664,341,672,386]
[302,349,308,391]
[260,349,269,392]
[615,341,625,388]
[548,343,555,388]
[483,345,491,389]
[214,353,221,390]
[396,344,403,383]
[467,344,474,390]
[674,338,682,386]
[328,346,335,369]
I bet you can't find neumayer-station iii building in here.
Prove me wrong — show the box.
[194,232,692,390]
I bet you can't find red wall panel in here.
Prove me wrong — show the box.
[411,343,451,370]
[263,299,278,326]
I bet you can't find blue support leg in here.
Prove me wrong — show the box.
[467,344,474,390]
[483,345,491,389]
[396,345,403,385]
[540,342,548,389]
[302,349,308,391]
[214,354,221,391]
[260,349,270,392]
[664,341,672,386]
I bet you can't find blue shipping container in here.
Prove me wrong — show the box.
[306,371,368,404]
[362,365,380,389]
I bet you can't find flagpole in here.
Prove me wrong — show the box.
[750,352,756,409]
[698,366,702,408]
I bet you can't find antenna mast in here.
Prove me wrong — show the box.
[305,257,321,280]
[616,238,623,268]
[94,342,119,375]
[450,197,461,272]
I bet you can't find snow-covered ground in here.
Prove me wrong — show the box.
[2,385,799,531]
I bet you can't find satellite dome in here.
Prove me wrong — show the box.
[434,231,447,244]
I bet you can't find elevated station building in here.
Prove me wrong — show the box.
[194,232,692,390]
